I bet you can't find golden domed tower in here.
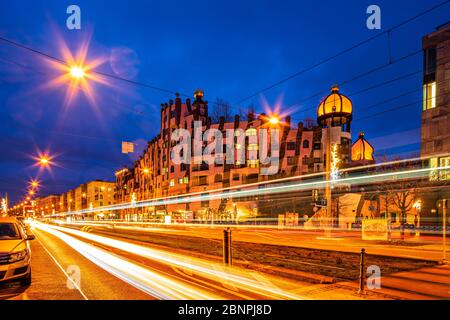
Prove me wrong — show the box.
[351,132,375,165]
[314,85,353,174]
[317,85,352,132]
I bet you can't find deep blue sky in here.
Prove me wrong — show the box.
[0,0,448,203]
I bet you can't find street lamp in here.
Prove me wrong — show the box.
[440,199,448,263]
[39,156,50,166]
[70,66,85,79]
[269,116,279,125]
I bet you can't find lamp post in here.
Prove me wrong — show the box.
[442,199,448,263]
[325,118,332,236]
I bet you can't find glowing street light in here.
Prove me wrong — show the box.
[70,66,85,79]
[269,116,279,125]
[29,190,35,196]
[39,157,50,166]
[143,168,150,174]
[31,180,39,188]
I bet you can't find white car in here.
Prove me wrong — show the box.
[0,217,35,286]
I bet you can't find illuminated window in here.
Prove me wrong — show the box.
[439,157,450,180]
[248,144,258,151]
[248,159,259,168]
[178,178,183,184]
[169,179,175,187]
[245,128,257,136]
[423,82,436,111]
[236,143,242,150]
[183,177,189,184]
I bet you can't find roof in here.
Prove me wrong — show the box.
[0,217,19,223]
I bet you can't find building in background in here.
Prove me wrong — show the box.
[420,22,450,225]
[115,87,374,223]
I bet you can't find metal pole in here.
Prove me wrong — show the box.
[443,200,447,262]
[223,228,232,266]
[325,118,332,236]
[358,248,366,294]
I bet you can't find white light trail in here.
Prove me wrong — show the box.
[37,222,305,300]
[33,222,223,300]
[47,164,450,218]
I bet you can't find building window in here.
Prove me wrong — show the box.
[245,128,257,136]
[423,47,436,77]
[248,144,258,151]
[303,140,309,148]
[287,142,296,150]
[199,176,208,185]
[423,82,436,111]
[181,163,186,171]
[236,143,242,150]
[248,159,259,168]
[287,156,295,165]
[214,174,223,183]
[233,174,240,181]
[178,178,183,184]
[183,176,189,184]
[170,166,175,173]
[313,142,321,150]
[169,179,175,187]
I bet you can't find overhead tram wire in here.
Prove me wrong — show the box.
[234,0,449,105]
[289,67,423,121]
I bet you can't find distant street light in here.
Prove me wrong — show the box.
[39,157,49,165]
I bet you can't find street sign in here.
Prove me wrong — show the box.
[122,141,134,154]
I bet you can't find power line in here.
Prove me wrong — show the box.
[289,67,422,120]
[234,0,449,105]
[287,51,421,113]
[0,35,190,97]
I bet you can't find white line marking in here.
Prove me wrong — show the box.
[35,232,89,300]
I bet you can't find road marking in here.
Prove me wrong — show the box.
[34,232,89,300]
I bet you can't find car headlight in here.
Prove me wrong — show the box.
[8,249,29,263]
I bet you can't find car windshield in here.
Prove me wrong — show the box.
[0,223,21,240]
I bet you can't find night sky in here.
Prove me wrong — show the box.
[0,0,448,203]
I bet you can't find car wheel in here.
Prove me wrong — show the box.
[20,270,31,286]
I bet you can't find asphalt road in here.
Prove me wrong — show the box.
[0,223,315,300]
[0,227,152,300]
[88,222,445,261]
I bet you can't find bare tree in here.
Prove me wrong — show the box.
[211,98,233,123]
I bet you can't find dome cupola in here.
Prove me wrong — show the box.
[317,85,352,127]
[351,132,374,163]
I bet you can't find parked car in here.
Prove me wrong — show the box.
[0,217,35,286]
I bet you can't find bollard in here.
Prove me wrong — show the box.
[223,227,232,266]
[358,248,366,294]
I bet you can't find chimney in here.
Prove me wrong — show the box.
[186,98,191,112]
[234,114,240,128]
[285,116,291,128]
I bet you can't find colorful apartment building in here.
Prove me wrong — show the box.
[115,86,366,222]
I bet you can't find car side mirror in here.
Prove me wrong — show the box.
[26,234,35,240]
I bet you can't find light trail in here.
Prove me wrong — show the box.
[32,222,223,300]
[37,222,306,300]
[47,163,450,217]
